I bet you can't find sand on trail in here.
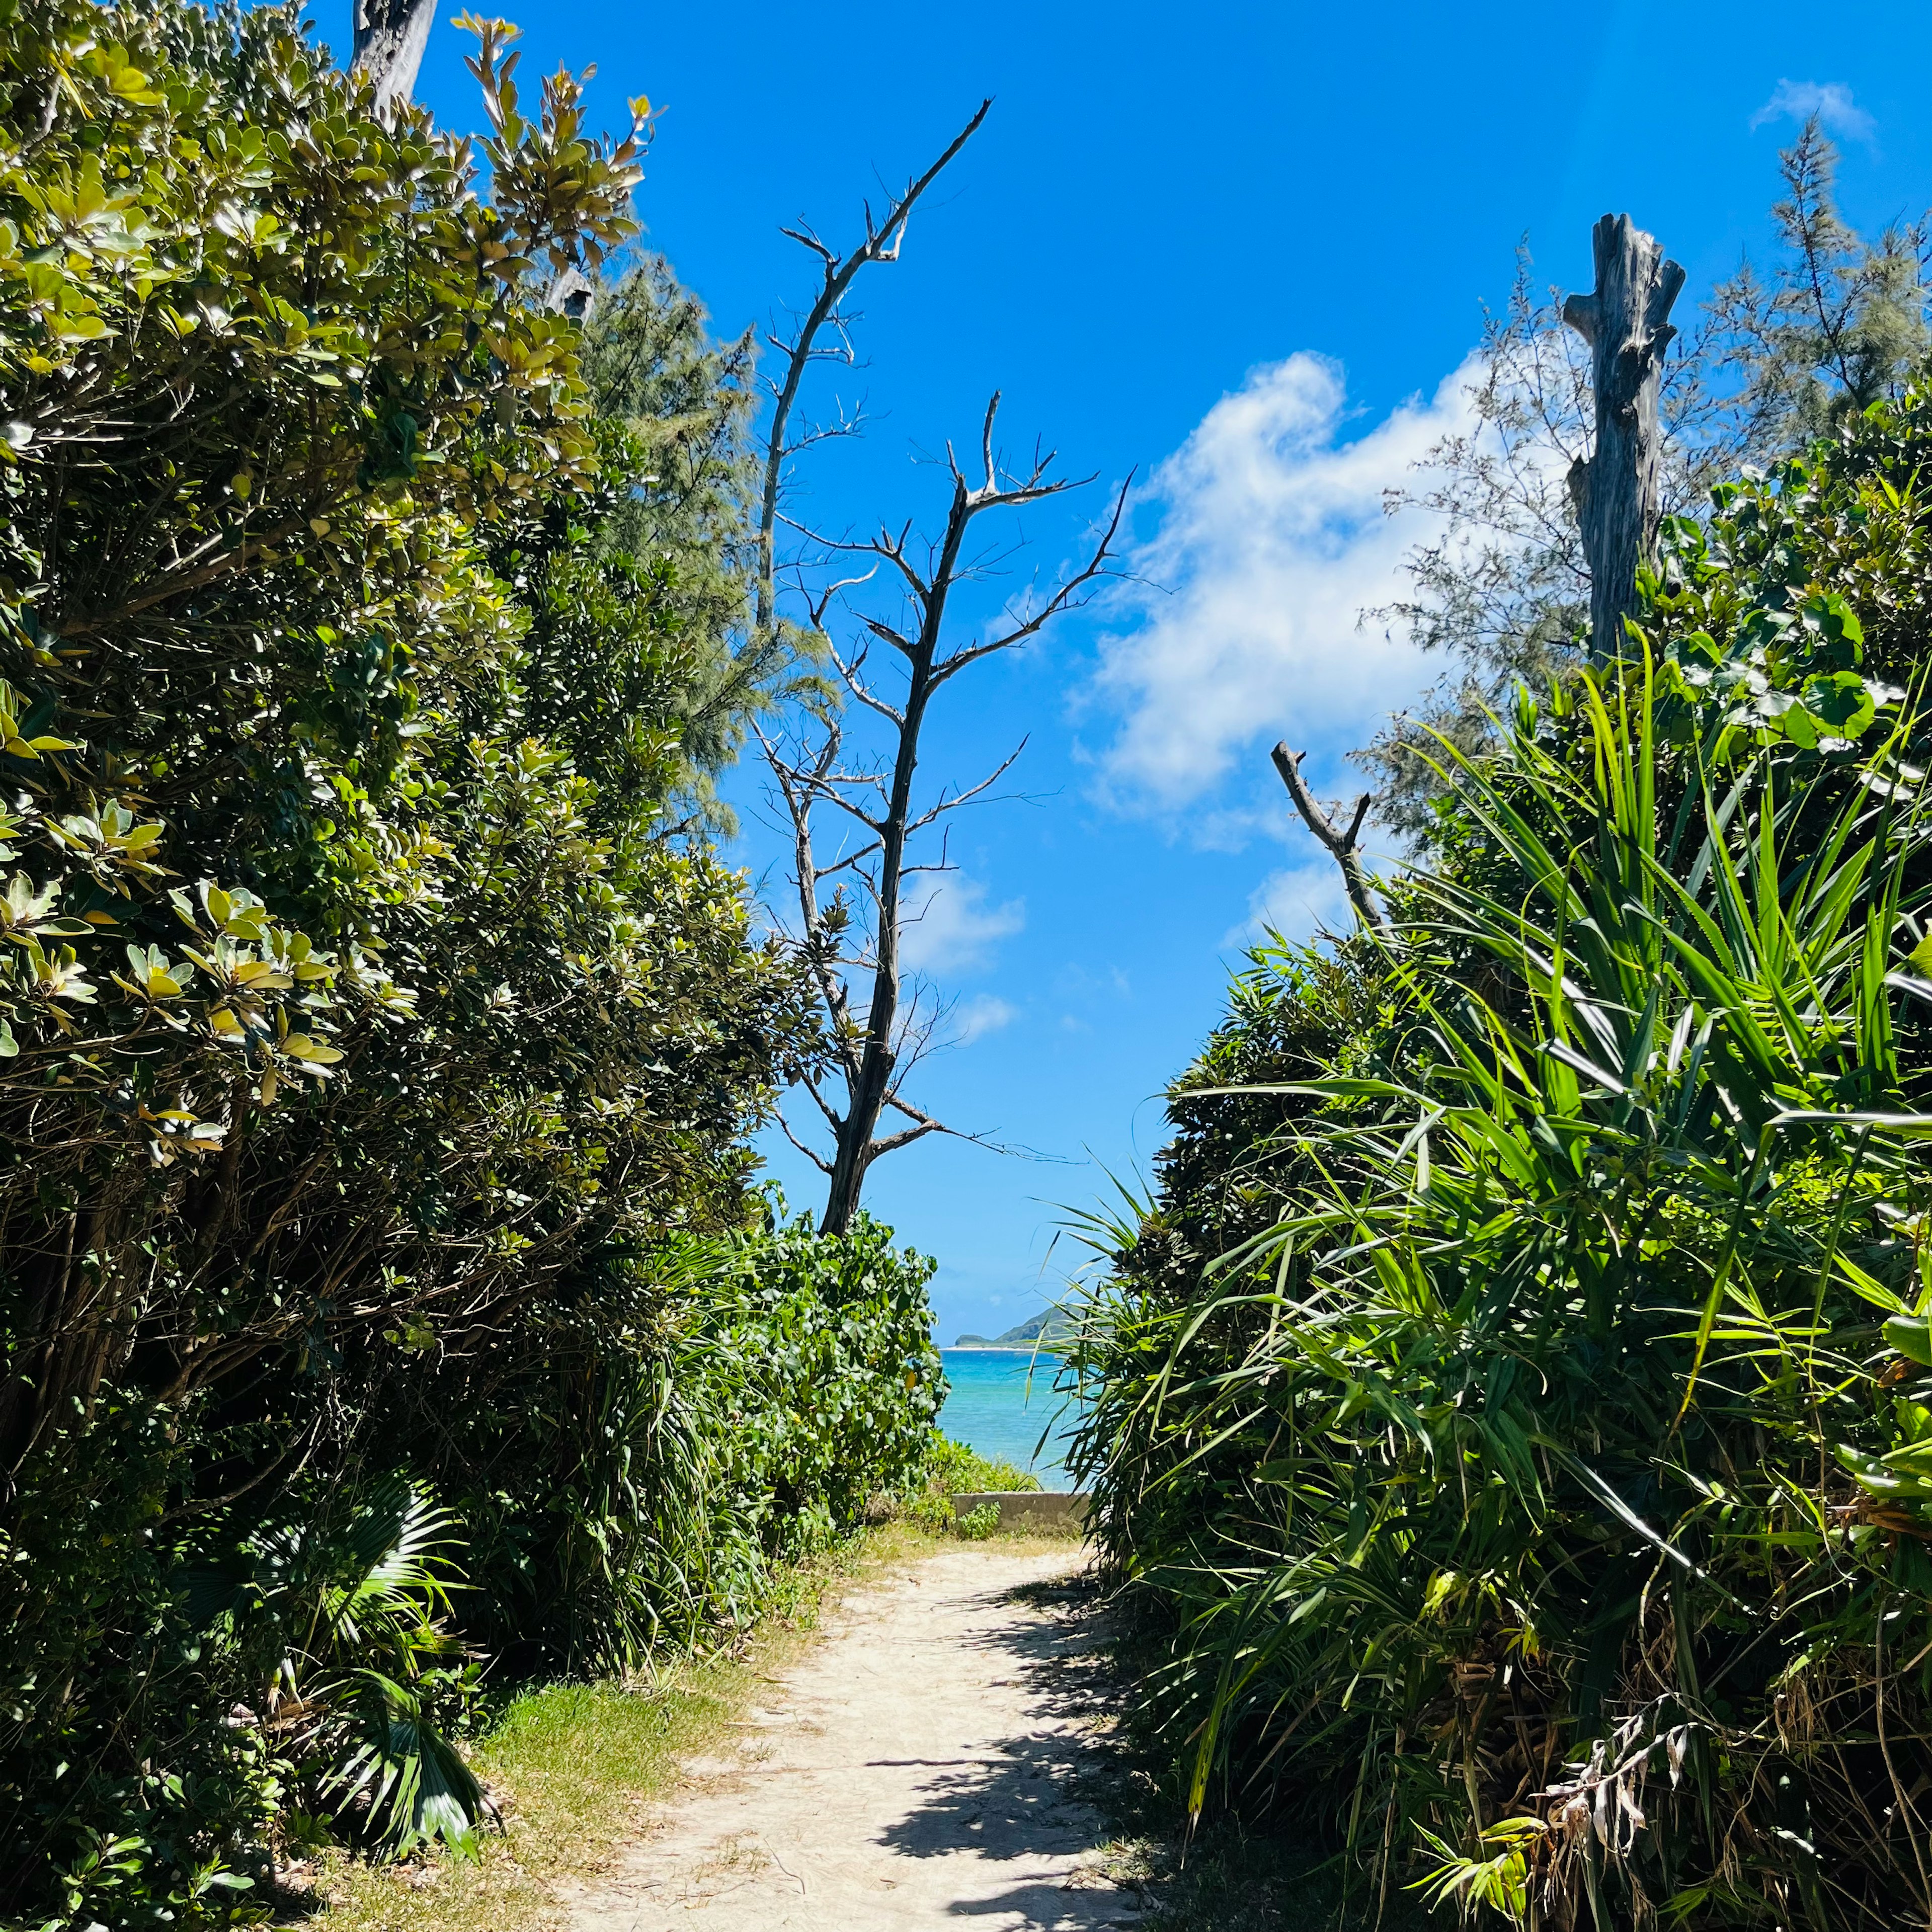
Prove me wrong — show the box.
[568,1545,1144,1932]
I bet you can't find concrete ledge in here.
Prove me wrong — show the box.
[951,1490,1088,1530]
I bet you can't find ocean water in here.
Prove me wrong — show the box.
[935,1348,1077,1483]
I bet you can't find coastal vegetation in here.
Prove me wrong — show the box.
[0,5,947,1923]
[6,0,1930,1926]
[1067,161,1932,1930]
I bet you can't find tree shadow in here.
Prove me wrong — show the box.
[870,1571,1149,1925]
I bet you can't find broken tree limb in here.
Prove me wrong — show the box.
[1270,743,1387,933]
[1561,213,1686,663]
[352,0,436,111]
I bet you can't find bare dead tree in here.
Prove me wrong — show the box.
[1563,214,1685,662]
[753,111,1125,1233]
[352,0,437,110]
[1269,744,1387,933]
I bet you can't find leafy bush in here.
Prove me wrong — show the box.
[955,1503,1002,1541]
[0,6,934,1926]
[896,1436,1047,1531]
[457,1203,944,1670]
[1071,394,1932,1928]
[4,1207,938,1926]
[926,1437,1044,1495]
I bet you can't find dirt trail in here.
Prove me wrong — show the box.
[569,1545,1143,1932]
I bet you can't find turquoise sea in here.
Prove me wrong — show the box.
[935,1348,1076,1482]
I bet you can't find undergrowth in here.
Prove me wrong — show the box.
[925,1435,1045,1494]
[297,1539,870,1932]
[898,1433,1049,1533]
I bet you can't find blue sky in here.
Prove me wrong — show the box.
[315,0,1932,1341]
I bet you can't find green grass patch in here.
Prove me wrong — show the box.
[292,1540,869,1932]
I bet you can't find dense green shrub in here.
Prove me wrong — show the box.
[1071,395,1932,1928]
[926,1436,1045,1495]
[4,1209,939,1925]
[0,6,933,1926]
[451,1203,944,1671]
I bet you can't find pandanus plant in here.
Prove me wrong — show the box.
[1071,638,1932,1927]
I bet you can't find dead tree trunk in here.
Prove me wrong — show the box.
[1561,214,1685,662]
[352,0,436,110]
[763,393,1125,1236]
[1269,744,1386,933]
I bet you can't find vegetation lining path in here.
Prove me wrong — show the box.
[569,1546,1142,1931]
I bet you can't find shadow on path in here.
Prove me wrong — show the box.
[872,1572,1143,1925]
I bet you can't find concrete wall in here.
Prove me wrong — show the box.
[951,1491,1089,1531]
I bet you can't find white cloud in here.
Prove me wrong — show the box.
[1081,351,1481,814]
[1225,860,1355,949]
[954,994,1018,1044]
[898,873,1024,975]
[1750,79,1876,145]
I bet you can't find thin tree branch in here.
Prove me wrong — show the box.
[755,102,993,651]
[774,1112,837,1175]
[906,741,1028,832]
[796,1068,846,1137]
[929,475,1130,687]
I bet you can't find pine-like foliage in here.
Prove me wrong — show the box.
[1363,121,1931,835]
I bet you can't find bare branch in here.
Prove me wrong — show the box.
[755,102,994,651]
[812,786,889,837]
[813,841,885,880]
[1270,744,1388,933]
[774,224,837,268]
[906,740,1028,832]
[866,1117,948,1159]
[877,1092,1068,1164]
[824,637,907,728]
[807,568,880,634]
[930,475,1131,688]
[775,1112,837,1176]
[796,1069,846,1136]
[756,720,862,1080]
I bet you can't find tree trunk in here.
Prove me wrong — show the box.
[820,1048,889,1235]
[352,0,436,111]
[818,665,934,1236]
[1561,214,1685,662]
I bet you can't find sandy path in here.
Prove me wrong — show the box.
[569,1546,1143,1932]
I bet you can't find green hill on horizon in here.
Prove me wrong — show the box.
[952,1309,1071,1347]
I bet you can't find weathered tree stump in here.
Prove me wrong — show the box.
[352,0,436,111]
[1562,215,1685,662]
[1269,743,1386,934]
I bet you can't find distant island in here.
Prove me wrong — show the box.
[952,1310,1072,1349]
